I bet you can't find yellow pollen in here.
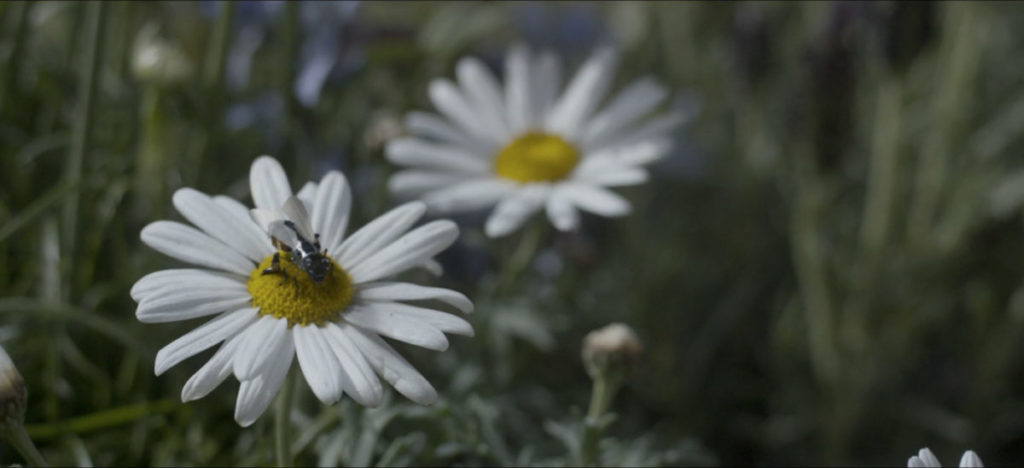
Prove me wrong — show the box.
[247,253,353,327]
[493,132,580,183]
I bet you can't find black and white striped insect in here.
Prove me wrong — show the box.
[253,196,332,283]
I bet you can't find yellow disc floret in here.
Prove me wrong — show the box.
[494,132,580,183]
[248,253,353,327]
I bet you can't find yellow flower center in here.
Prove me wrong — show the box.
[247,253,353,327]
[493,132,580,183]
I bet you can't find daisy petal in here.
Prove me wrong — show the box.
[385,138,490,174]
[531,49,562,125]
[456,57,509,141]
[545,47,618,139]
[323,323,384,407]
[388,170,467,199]
[419,259,444,276]
[429,78,497,145]
[356,281,473,314]
[131,268,244,302]
[342,305,449,351]
[212,195,276,258]
[361,302,473,336]
[249,156,293,211]
[335,202,426,270]
[546,193,580,231]
[233,315,289,381]
[141,221,254,276]
[405,111,491,152]
[181,336,241,402]
[586,110,684,154]
[558,183,632,217]
[342,325,437,405]
[296,181,317,209]
[154,308,258,376]
[173,188,269,263]
[311,172,352,254]
[959,450,983,468]
[504,44,532,134]
[421,179,516,213]
[293,325,343,404]
[574,165,649,187]
[580,77,668,147]
[136,286,251,324]
[235,336,293,427]
[347,220,459,283]
[484,185,550,238]
[585,138,673,168]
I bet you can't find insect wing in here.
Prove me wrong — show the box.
[280,195,317,242]
[267,219,301,250]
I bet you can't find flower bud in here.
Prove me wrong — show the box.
[131,23,194,87]
[0,344,27,426]
[581,323,642,379]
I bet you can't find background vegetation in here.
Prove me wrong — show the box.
[2,1,1024,465]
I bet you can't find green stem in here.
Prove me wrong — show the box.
[201,1,233,90]
[274,371,295,467]
[24,399,177,439]
[580,372,620,467]
[5,421,48,467]
[495,221,545,296]
[61,1,106,302]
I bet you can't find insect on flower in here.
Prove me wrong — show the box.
[254,195,333,283]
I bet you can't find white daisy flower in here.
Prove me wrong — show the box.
[386,44,684,237]
[907,447,984,468]
[132,156,473,427]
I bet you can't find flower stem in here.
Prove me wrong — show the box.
[496,221,545,295]
[580,371,620,466]
[4,421,48,467]
[274,370,295,467]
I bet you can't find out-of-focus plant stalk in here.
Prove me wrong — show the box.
[907,2,980,247]
[182,1,233,187]
[274,370,295,467]
[1,1,29,113]
[202,1,233,91]
[135,87,169,213]
[790,149,840,389]
[496,221,545,295]
[859,78,904,259]
[61,1,106,301]
[580,372,614,466]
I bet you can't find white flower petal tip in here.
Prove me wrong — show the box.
[249,155,292,211]
[959,450,983,468]
[908,448,941,468]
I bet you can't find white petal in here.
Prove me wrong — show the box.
[557,183,631,217]
[418,259,443,276]
[360,302,472,336]
[584,110,684,154]
[404,111,493,153]
[545,47,618,139]
[323,323,384,407]
[531,50,562,126]
[213,195,276,258]
[388,170,467,199]
[280,195,316,241]
[233,315,289,381]
[296,181,317,209]
[580,77,668,147]
[385,138,490,174]
[420,179,516,214]
[346,220,459,283]
[546,192,580,231]
[181,335,241,402]
[311,172,352,254]
[456,57,509,141]
[154,308,259,376]
[356,281,473,314]
[484,185,550,238]
[136,286,251,324]
[293,326,343,404]
[910,448,941,468]
[429,79,499,145]
[584,138,673,168]
[335,202,426,270]
[141,221,255,276]
[573,163,649,187]
[173,189,269,262]
[959,451,983,468]
[249,156,293,211]
[342,305,449,351]
[131,268,244,302]
[342,326,437,405]
[234,335,293,427]
[504,44,533,134]
[249,208,282,233]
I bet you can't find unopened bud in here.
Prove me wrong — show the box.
[582,323,642,379]
[0,344,27,426]
[364,110,405,152]
[132,23,194,87]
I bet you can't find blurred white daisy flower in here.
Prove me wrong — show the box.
[132,156,473,427]
[387,44,683,237]
[907,447,984,467]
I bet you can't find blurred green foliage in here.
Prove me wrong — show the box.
[1,1,1024,466]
